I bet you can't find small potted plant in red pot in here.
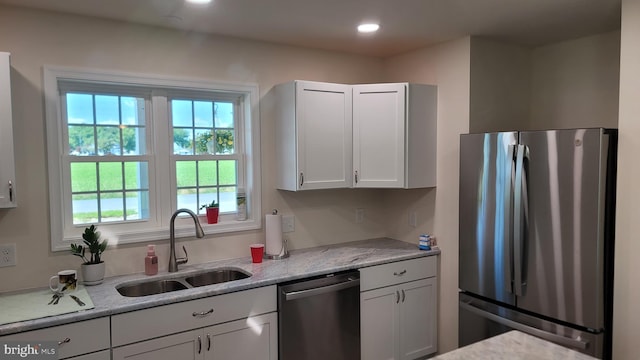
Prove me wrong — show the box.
[200,200,219,224]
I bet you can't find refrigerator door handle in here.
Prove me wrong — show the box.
[459,301,589,350]
[504,144,516,294]
[513,144,529,297]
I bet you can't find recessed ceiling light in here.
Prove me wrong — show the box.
[186,0,212,4]
[357,23,380,33]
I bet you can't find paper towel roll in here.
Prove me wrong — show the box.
[265,214,283,256]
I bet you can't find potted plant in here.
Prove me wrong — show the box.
[200,200,219,224]
[71,224,108,285]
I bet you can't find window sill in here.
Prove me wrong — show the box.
[53,217,261,251]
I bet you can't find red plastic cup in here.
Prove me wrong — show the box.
[250,244,264,263]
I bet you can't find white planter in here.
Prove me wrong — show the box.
[81,262,106,286]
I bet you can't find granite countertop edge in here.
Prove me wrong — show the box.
[431,330,598,360]
[0,237,439,336]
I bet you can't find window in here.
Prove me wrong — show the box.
[44,67,261,250]
[171,98,241,214]
[65,92,150,225]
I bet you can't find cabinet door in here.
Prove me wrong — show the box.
[399,278,438,359]
[205,313,277,360]
[112,330,203,360]
[353,83,406,188]
[295,81,352,190]
[0,52,16,208]
[361,285,400,360]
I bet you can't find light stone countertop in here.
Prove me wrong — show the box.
[0,237,439,336]
[433,331,598,360]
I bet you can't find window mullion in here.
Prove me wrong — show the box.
[120,162,127,221]
[151,92,172,225]
[234,99,246,191]
[61,156,75,238]
[95,162,102,222]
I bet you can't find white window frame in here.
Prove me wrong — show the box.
[44,66,262,251]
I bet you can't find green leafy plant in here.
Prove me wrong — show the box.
[71,225,108,264]
[199,200,219,210]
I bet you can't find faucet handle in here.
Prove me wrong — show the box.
[177,245,189,265]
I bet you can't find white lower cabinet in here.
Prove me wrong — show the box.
[112,313,277,360]
[360,257,438,360]
[0,318,110,360]
[111,286,277,360]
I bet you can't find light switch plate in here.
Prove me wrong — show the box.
[355,208,365,223]
[0,243,16,267]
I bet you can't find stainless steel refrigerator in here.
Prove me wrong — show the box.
[458,128,617,359]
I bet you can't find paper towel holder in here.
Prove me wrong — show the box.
[264,238,289,260]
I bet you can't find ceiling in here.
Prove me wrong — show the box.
[0,0,621,57]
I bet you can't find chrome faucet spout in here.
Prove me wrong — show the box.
[169,208,205,272]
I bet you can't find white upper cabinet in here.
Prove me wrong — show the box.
[276,81,352,191]
[276,80,437,190]
[0,52,16,208]
[353,83,437,189]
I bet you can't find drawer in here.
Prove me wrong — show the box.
[0,317,110,359]
[360,256,437,292]
[111,285,276,346]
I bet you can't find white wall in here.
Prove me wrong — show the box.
[529,31,620,130]
[469,38,531,132]
[614,0,640,358]
[0,5,388,292]
[468,32,619,134]
[382,37,471,355]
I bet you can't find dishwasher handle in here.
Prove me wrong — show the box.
[283,277,360,301]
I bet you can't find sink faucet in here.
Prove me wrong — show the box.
[169,208,205,272]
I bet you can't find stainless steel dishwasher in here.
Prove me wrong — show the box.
[278,270,360,360]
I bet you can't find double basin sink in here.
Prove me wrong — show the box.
[116,268,250,297]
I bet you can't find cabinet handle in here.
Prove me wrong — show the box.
[299,172,304,187]
[401,289,406,303]
[396,290,400,303]
[8,181,12,202]
[393,270,407,276]
[192,308,214,317]
[354,171,359,184]
[207,333,211,351]
[58,337,71,346]
[197,335,202,354]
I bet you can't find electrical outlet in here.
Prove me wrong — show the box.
[0,243,16,267]
[355,208,365,223]
[282,215,295,233]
